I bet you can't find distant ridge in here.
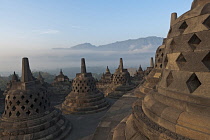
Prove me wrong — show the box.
[53,36,163,51]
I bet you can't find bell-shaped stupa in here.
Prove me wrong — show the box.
[114,1,210,139]
[62,58,109,114]
[112,58,131,85]
[0,57,71,140]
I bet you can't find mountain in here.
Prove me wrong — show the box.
[53,36,163,51]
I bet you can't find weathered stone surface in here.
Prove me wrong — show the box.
[0,58,71,140]
[105,58,136,98]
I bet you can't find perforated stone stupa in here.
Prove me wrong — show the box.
[134,65,144,79]
[52,69,70,85]
[0,58,71,140]
[114,0,210,139]
[99,66,113,85]
[144,57,154,76]
[112,58,131,85]
[61,58,109,114]
[51,69,71,95]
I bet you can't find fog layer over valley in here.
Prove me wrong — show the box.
[0,36,163,76]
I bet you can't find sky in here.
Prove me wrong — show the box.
[0,0,193,74]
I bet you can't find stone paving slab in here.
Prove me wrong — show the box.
[92,90,137,140]
[64,98,117,140]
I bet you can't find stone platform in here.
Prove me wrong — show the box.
[92,89,137,140]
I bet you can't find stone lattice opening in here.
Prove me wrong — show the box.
[203,16,210,29]
[166,71,174,87]
[13,96,16,100]
[186,73,201,93]
[25,100,29,104]
[188,34,201,51]
[202,52,210,70]
[26,110,31,115]
[16,100,20,105]
[176,53,187,68]
[170,39,176,51]
[179,21,188,32]
[12,106,16,111]
[164,55,168,68]
[21,106,25,110]
[16,111,20,117]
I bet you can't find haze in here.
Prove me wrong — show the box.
[0,0,192,75]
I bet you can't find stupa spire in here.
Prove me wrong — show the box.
[150,57,154,68]
[12,71,19,82]
[106,66,110,73]
[81,58,87,73]
[119,58,123,70]
[21,57,33,82]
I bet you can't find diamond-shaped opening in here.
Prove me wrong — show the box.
[30,104,34,108]
[9,112,12,117]
[21,106,25,110]
[179,21,188,32]
[170,39,176,51]
[34,98,37,102]
[16,111,20,117]
[164,55,168,68]
[202,52,210,70]
[186,73,201,93]
[26,110,31,115]
[12,106,16,111]
[16,100,20,105]
[9,101,12,105]
[29,95,33,99]
[21,95,24,100]
[13,96,16,100]
[188,34,201,51]
[166,72,173,87]
[39,102,42,106]
[25,100,29,104]
[36,109,39,113]
[176,53,187,68]
[203,15,210,29]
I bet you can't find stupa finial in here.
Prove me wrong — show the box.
[81,58,87,73]
[21,57,33,82]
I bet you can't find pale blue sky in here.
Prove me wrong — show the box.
[0,0,193,73]
[0,0,192,49]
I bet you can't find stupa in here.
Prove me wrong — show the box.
[112,58,131,85]
[0,57,71,139]
[106,58,135,98]
[134,65,144,78]
[52,69,70,84]
[144,57,154,75]
[61,58,109,114]
[99,66,113,84]
[136,40,166,98]
[114,0,210,139]
[51,69,71,95]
